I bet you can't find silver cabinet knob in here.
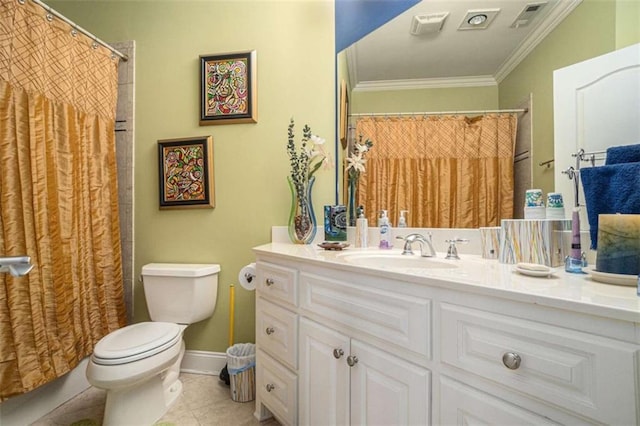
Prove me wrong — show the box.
[265,327,275,335]
[502,352,522,370]
[266,383,275,392]
[265,278,274,286]
[333,348,344,359]
[346,355,358,367]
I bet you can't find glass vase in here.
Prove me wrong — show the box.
[287,175,317,244]
[347,177,358,226]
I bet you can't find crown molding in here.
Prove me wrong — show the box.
[495,0,583,83]
[353,75,497,91]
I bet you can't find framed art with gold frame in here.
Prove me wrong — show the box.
[199,50,257,125]
[339,79,348,149]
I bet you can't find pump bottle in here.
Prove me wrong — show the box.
[398,210,408,228]
[355,206,368,248]
[379,210,392,249]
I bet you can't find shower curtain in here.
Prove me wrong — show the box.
[0,0,126,400]
[354,114,517,228]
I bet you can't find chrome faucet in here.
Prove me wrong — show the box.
[0,256,33,277]
[396,233,436,257]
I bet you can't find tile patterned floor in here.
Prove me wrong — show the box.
[31,373,280,426]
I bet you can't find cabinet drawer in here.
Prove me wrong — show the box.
[440,303,638,425]
[256,298,298,370]
[439,376,561,425]
[256,261,297,308]
[299,272,432,359]
[257,349,297,426]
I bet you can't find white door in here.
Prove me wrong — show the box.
[553,42,640,223]
[298,318,350,425]
[350,339,431,426]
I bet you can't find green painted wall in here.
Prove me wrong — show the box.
[616,0,640,48]
[350,85,499,113]
[50,0,335,352]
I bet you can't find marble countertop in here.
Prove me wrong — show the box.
[254,242,640,323]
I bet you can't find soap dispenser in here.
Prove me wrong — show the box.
[355,206,368,248]
[398,210,408,228]
[379,210,392,249]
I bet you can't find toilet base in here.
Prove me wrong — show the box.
[103,374,170,426]
[100,340,186,426]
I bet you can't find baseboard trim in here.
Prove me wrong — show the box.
[181,350,226,376]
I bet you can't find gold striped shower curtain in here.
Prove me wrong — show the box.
[0,0,126,399]
[354,114,517,228]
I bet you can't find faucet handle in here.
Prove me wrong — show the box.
[445,238,468,260]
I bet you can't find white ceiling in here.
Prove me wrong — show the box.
[346,0,582,90]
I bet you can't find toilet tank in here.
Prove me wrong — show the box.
[141,263,220,324]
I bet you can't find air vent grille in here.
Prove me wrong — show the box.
[511,2,548,28]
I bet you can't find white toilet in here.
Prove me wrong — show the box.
[86,263,220,426]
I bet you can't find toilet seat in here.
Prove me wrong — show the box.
[92,322,182,366]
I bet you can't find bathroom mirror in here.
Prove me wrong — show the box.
[335,0,580,227]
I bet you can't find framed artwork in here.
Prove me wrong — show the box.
[339,79,349,149]
[157,136,215,209]
[199,50,257,125]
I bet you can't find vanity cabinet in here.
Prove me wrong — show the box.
[299,318,430,426]
[253,246,640,426]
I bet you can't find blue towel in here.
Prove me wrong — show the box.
[580,162,640,249]
[605,143,640,165]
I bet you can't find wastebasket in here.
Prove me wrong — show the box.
[226,343,256,402]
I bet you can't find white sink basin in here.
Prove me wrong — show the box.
[338,252,458,270]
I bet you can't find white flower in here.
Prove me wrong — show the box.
[355,143,369,154]
[310,134,326,145]
[346,153,366,173]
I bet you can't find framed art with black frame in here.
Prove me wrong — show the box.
[158,136,215,209]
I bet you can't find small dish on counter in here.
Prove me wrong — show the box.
[318,242,350,251]
[515,262,558,278]
[587,267,638,287]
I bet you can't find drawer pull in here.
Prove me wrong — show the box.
[265,327,275,335]
[265,278,275,286]
[347,355,359,367]
[266,383,275,392]
[502,352,522,370]
[333,348,344,359]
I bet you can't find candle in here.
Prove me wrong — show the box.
[596,214,640,275]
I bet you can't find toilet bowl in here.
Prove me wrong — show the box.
[86,263,220,426]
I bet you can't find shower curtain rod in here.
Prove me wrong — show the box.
[349,108,527,117]
[29,0,128,62]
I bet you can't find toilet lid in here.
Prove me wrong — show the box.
[93,322,182,365]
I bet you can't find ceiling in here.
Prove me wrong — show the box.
[345,0,582,90]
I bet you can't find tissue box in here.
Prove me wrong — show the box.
[499,219,571,267]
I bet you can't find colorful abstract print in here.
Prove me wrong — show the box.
[163,145,206,201]
[205,58,249,117]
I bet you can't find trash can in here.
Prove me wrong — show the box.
[226,343,256,402]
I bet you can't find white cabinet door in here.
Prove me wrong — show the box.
[299,318,350,426]
[350,339,431,426]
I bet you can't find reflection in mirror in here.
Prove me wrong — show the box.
[335,0,582,227]
[350,113,519,228]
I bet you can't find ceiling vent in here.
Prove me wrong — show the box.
[458,9,500,30]
[410,12,449,35]
[510,2,548,28]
